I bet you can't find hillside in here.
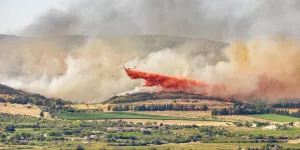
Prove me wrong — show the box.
[103,91,230,104]
[0,84,71,107]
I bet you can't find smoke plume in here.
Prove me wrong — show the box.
[1,35,300,102]
[124,36,300,102]
[1,0,300,102]
[21,0,300,41]
[0,35,225,102]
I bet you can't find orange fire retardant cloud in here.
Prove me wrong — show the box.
[125,69,226,97]
[125,68,297,101]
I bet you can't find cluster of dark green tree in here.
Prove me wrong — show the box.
[273,102,300,108]
[0,84,72,111]
[272,109,300,118]
[9,95,71,109]
[290,110,300,118]
[211,103,275,115]
[110,104,208,111]
[211,103,300,118]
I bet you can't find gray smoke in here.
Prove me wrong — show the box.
[2,0,300,103]
[21,0,300,41]
[0,35,226,103]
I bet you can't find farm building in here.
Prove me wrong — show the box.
[262,124,278,130]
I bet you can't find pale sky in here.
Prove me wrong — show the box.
[0,0,299,40]
[0,0,72,34]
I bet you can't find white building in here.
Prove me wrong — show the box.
[251,123,258,128]
[262,124,278,130]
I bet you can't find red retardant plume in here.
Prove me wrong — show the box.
[124,69,296,101]
[124,69,226,97]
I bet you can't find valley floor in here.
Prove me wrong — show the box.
[1,142,300,150]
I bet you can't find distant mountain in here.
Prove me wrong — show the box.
[0,34,226,51]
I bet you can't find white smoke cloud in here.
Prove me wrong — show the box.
[1,0,300,103]
[20,0,300,41]
[0,35,226,102]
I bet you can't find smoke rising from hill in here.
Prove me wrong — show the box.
[1,0,300,102]
[124,36,300,101]
[0,36,225,102]
[1,35,300,102]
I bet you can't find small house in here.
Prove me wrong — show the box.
[262,124,278,130]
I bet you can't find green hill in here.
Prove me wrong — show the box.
[0,84,71,108]
[103,91,229,104]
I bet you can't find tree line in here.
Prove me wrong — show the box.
[211,103,275,115]
[272,102,300,108]
[211,103,300,118]
[109,104,208,111]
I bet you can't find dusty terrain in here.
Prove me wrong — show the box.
[215,115,278,123]
[288,139,300,144]
[0,103,51,118]
[0,103,41,117]
[276,108,300,113]
[70,104,106,110]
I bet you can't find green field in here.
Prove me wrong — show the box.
[232,127,300,136]
[248,114,300,122]
[57,112,209,120]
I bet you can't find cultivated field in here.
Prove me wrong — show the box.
[215,115,277,123]
[136,111,212,118]
[0,103,41,117]
[98,119,230,126]
[232,127,300,137]
[135,111,280,123]
[57,112,212,121]
[249,114,300,122]
[276,108,300,113]
[70,103,107,110]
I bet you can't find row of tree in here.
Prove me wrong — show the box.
[273,109,300,118]
[110,104,208,111]
[290,110,300,118]
[212,104,276,115]
[212,103,300,118]
[272,102,300,108]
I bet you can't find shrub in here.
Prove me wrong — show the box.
[76,145,84,150]
[142,130,151,135]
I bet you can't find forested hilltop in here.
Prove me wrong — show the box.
[0,84,72,109]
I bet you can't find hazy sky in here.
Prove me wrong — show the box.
[0,0,72,34]
[1,0,300,41]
